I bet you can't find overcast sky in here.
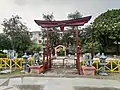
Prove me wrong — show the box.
[0,0,120,33]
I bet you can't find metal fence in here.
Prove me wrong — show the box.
[0,58,120,72]
[0,58,33,70]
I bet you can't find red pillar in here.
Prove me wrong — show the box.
[77,46,80,75]
[75,30,78,69]
[75,30,80,75]
[46,30,49,70]
[49,48,52,68]
[43,48,45,73]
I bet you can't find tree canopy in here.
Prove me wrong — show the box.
[67,11,82,19]
[0,33,12,50]
[1,15,32,54]
[80,25,101,53]
[43,13,54,21]
[92,9,120,54]
[42,13,60,48]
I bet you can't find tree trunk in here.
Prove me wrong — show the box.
[116,39,119,55]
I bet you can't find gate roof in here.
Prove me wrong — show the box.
[34,16,91,28]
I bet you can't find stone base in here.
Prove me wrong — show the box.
[29,65,43,74]
[99,72,108,76]
[81,66,95,76]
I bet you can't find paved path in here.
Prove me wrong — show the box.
[0,77,120,90]
[0,78,9,86]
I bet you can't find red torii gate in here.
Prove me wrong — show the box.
[34,16,91,75]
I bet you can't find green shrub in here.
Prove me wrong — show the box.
[0,51,4,54]
[57,49,65,56]
[0,53,7,58]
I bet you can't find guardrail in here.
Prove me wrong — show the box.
[0,58,33,70]
[0,58,120,72]
[93,58,120,73]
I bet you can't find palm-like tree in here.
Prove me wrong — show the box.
[43,13,54,21]
[67,11,82,19]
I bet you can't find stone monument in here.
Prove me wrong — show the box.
[82,53,95,76]
[55,45,66,56]
[98,53,108,76]
[84,53,92,66]
[29,53,43,74]
[33,53,40,66]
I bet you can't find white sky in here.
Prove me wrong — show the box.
[0,0,120,33]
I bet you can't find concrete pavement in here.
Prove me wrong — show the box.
[0,77,120,90]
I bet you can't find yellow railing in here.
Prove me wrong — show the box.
[92,58,120,72]
[0,58,33,70]
[0,58,120,72]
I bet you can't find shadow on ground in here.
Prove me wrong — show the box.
[14,85,44,90]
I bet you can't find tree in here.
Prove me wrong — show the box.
[63,11,83,54]
[43,13,54,21]
[67,11,82,19]
[28,43,41,54]
[80,25,101,54]
[67,11,100,55]
[42,13,60,48]
[67,11,82,30]
[92,9,120,54]
[2,15,31,54]
[0,33,12,50]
